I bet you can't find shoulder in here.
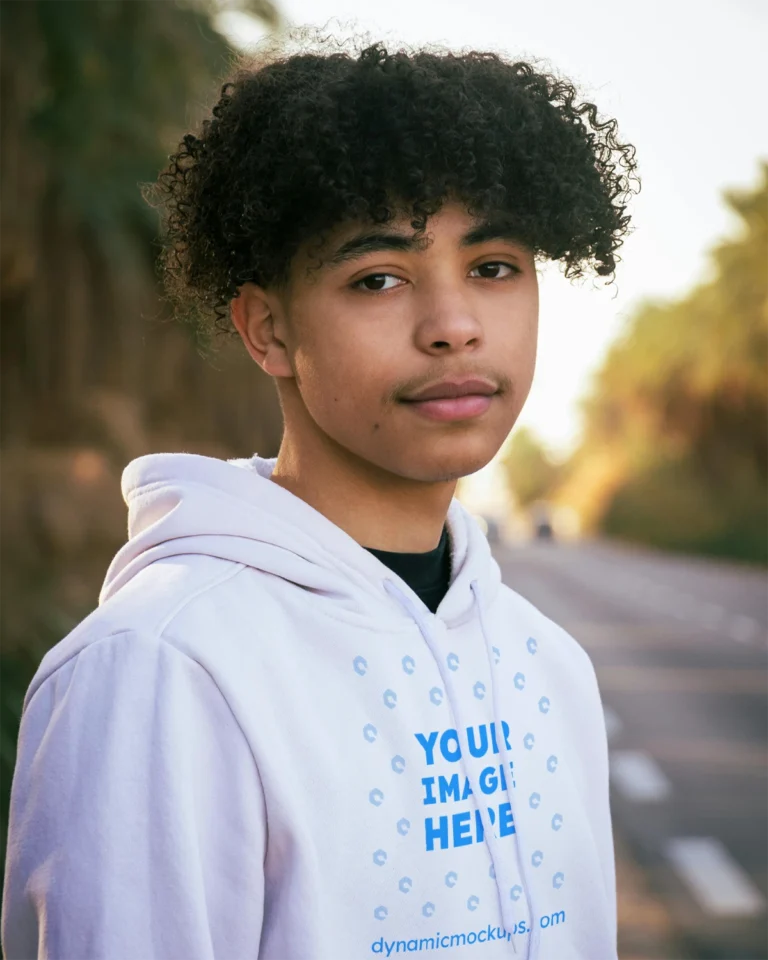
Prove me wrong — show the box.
[29,555,252,700]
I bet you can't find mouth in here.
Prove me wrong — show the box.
[403,394,496,421]
[400,378,499,422]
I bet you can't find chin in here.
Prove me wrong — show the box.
[391,446,498,484]
[334,424,506,485]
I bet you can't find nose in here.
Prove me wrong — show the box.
[413,288,484,355]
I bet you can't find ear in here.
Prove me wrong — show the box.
[230,282,294,379]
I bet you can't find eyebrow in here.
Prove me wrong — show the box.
[327,218,530,267]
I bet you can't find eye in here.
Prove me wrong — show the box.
[470,261,520,279]
[351,273,404,293]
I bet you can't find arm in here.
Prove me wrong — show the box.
[2,630,266,960]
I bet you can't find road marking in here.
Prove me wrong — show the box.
[610,750,672,802]
[570,580,765,644]
[698,602,725,627]
[728,614,761,643]
[666,837,766,916]
[603,705,623,743]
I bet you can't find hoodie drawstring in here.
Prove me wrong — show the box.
[383,577,525,954]
[471,579,540,958]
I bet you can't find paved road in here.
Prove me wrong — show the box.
[494,536,768,960]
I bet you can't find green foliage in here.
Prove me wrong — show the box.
[569,162,768,563]
[502,426,562,507]
[602,452,767,563]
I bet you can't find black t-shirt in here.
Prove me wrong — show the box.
[363,524,452,613]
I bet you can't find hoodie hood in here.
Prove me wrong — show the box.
[100,452,502,628]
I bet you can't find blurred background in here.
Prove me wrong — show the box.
[1,1,766,957]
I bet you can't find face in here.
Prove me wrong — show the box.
[233,202,539,484]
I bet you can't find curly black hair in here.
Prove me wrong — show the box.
[147,29,640,342]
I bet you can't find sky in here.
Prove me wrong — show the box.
[219,0,766,469]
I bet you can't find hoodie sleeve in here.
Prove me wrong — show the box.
[2,630,267,960]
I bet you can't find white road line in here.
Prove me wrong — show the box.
[728,614,761,643]
[665,837,766,917]
[610,750,672,802]
[603,705,623,744]
[642,582,667,603]
[698,602,725,628]
[635,585,765,645]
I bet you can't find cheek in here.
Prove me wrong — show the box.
[492,303,537,371]
[513,332,538,412]
[291,333,388,426]
[518,317,539,376]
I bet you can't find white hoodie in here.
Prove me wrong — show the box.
[2,453,617,960]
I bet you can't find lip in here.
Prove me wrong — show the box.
[402,378,498,402]
[404,394,495,422]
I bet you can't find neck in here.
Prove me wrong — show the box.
[270,427,456,553]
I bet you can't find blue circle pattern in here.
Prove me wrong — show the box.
[353,655,368,676]
[495,633,563,915]
[363,629,567,922]
[363,723,377,743]
[508,633,560,912]
[391,755,406,774]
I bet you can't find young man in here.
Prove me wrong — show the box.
[2,34,639,960]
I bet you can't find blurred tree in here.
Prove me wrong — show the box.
[0,0,282,864]
[501,426,563,508]
[1,0,283,449]
[559,163,768,563]
[0,0,281,650]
